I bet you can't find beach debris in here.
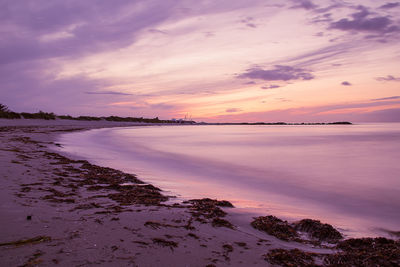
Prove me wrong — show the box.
[145,221,170,229]
[187,233,199,239]
[186,198,235,228]
[265,237,400,266]
[264,248,318,267]
[187,198,233,219]
[0,236,51,247]
[188,198,234,207]
[212,218,235,229]
[251,216,298,241]
[234,242,247,248]
[222,244,234,253]
[152,238,178,249]
[72,202,102,211]
[293,219,343,243]
[106,185,168,205]
[79,162,143,185]
[26,215,32,220]
[324,237,400,266]
[41,188,75,204]
[22,250,45,266]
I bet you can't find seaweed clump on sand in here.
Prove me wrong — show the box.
[77,162,168,205]
[294,219,343,243]
[106,184,168,205]
[251,216,298,241]
[264,248,318,267]
[0,236,51,247]
[79,162,143,186]
[185,198,235,229]
[251,216,343,244]
[265,237,400,266]
[324,237,400,266]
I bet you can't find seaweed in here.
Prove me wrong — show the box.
[0,236,51,247]
[251,216,298,241]
[152,238,178,249]
[265,248,318,267]
[293,219,343,243]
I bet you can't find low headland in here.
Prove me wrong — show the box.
[0,106,397,266]
[0,104,351,125]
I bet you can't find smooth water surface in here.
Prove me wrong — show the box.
[58,123,400,237]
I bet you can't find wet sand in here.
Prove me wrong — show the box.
[0,119,398,266]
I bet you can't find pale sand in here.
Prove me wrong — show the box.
[0,119,334,266]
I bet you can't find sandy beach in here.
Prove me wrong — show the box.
[0,119,399,266]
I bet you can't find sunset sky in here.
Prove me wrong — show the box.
[1,0,400,122]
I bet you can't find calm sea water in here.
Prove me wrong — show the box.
[58,123,400,238]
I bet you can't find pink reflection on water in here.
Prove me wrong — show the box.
[59,123,400,237]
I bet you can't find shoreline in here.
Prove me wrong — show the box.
[0,119,399,266]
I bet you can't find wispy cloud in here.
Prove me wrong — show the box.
[226,108,241,113]
[376,75,400,81]
[239,17,257,28]
[371,96,400,101]
[0,1,178,65]
[329,5,399,33]
[244,81,256,85]
[261,84,281,89]
[290,0,318,10]
[379,2,400,9]
[341,81,352,86]
[238,65,314,81]
[85,91,133,96]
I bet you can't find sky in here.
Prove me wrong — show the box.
[1,0,400,122]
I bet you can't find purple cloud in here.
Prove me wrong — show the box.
[371,96,400,101]
[0,1,177,64]
[261,85,281,89]
[330,6,399,33]
[244,81,256,85]
[379,2,400,9]
[226,108,241,113]
[341,81,352,86]
[238,65,314,81]
[376,75,400,81]
[291,0,318,10]
[240,17,257,28]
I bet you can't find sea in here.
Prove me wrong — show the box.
[58,123,400,238]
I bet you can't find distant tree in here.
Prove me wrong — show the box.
[0,103,21,119]
[0,104,9,112]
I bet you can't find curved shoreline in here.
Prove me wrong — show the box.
[0,120,399,266]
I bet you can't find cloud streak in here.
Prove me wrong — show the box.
[290,0,318,10]
[226,108,241,113]
[371,96,400,101]
[238,65,314,81]
[379,2,400,9]
[0,0,177,64]
[85,91,133,96]
[261,85,281,89]
[376,75,400,81]
[329,5,399,33]
[341,81,352,86]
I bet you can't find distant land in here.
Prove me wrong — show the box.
[0,104,351,125]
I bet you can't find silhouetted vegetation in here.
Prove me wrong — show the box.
[1,102,352,125]
[0,104,21,119]
[21,111,56,120]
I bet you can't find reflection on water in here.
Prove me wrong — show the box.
[59,123,400,237]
